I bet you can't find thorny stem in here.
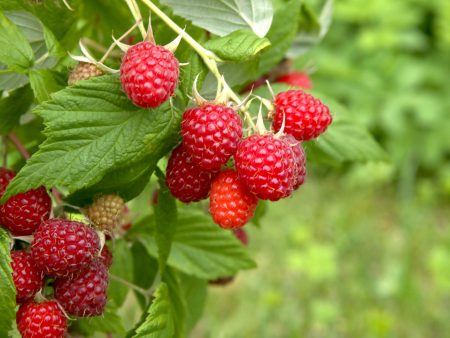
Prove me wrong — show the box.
[139,0,257,130]
[125,0,147,39]
[109,274,154,298]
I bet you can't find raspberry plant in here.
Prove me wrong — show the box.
[0,0,386,337]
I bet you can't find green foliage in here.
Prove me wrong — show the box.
[0,228,15,336]
[0,84,33,135]
[108,239,134,307]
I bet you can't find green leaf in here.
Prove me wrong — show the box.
[0,66,28,91]
[154,169,178,274]
[204,29,270,62]
[163,268,187,338]
[179,53,206,103]
[0,11,33,71]
[131,242,158,309]
[160,0,273,38]
[0,84,33,135]
[1,75,182,203]
[179,273,207,335]
[0,228,15,336]
[135,211,256,279]
[108,239,134,307]
[251,200,268,227]
[28,69,64,102]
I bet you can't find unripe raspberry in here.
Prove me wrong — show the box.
[272,90,332,141]
[120,42,179,108]
[11,250,44,303]
[68,62,103,85]
[31,219,100,277]
[181,105,243,170]
[54,259,108,317]
[209,170,258,229]
[166,145,217,203]
[235,134,296,201]
[275,71,312,89]
[282,134,306,189]
[17,300,67,338]
[85,194,125,232]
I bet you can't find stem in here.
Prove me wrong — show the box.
[109,274,153,297]
[81,38,123,58]
[125,0,147,38]
[8,132,30,160]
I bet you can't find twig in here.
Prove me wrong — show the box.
[8,132,30,160]
[109,274,154,297]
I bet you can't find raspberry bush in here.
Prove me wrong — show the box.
[0,0,385,337]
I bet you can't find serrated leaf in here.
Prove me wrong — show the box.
[135,211,256,279]
[108,239,133,307]
[160,0,273,38]
[154,170,178,274]
[163,268,187,338]
[29,69,65,102]
[0,228,15,336]
[179,273,207,335]
[179,53,206,103]
[1,75,182,203]
[204,29,270,61]
[131,242,158,309]
[0,11,33,71]
[0,84,33,135]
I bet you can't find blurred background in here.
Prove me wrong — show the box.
[194,0,450,337]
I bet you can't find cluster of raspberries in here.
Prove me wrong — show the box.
[0,169,127,338]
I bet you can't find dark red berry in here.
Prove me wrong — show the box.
[31,219,100,277]
[275,71,312,89]
[166,145,217,203]
[11,250,44,303]
[181,105,243,170]
[235,134,296,201]
[17,300,67,338]
[282,134,306,189]
[0,167,15,195]
[209,170,258,229]
[272,90,332,141]
[54,259,108,317]
[100,245,113,269]
[120,42,179,108]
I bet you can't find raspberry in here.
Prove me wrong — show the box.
[17,300,67,338]
[166,145,217,203]
[120,42,179,108]
[68,62,103,86]
[0,167,15,195]
[209,170,258,229]
[275,71,312,89]
[11,250,44,303]
[99,245,113,269]
[0,180,52,236]
[181,105,243,170]
[31,219,100,277]
[54,259,108,317]
[235,134,296,201]
[282,135,306,189]
[272,90,332,141]
[85,194,125,232]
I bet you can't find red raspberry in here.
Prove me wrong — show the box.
[282,135,306,189]
[209,170,258,229]
[16,300,67,338]
[99,245,113,269]
[275,71,312,89]
[31,219,100,277]
[235,134,296,201]
[120,42,179,108]
[166,145,217,203]
[54,259,108,317]
[0,167,15,195]
[272,90,332,141]
[11,251,44,303]
[181,105,243,170]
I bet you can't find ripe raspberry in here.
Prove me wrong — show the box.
[275,71,312,89]
[16,300,67,338]
[282,135,306,189]
[31,219,100,277]
[85,194,125,232]
[166,145,217,203]
[120,42,179,108]
[272,90,332,141]
[181,105,243,171]
[209,170,258,229]
[68,62,103,86]
[11,250,44,303]
[54,259,108,317]
[0,167,15,195]
[99,245,113,269]
[235,134,296,201]
[0,182,51,236]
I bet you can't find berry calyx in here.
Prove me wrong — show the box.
[11,250,44,303]
[209,170,258,229]
[85,194,125,232]
[272,90,332,141]
[235,134,296,201]
[275,71,312,89]
[166,145,217,203]
[16,300,67,338]
[120,41,179,108]
[181,105,243,170]
[31,219,100,277]
[54,259,108,317]
[68,62,103,85]
[282,135,306,189]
